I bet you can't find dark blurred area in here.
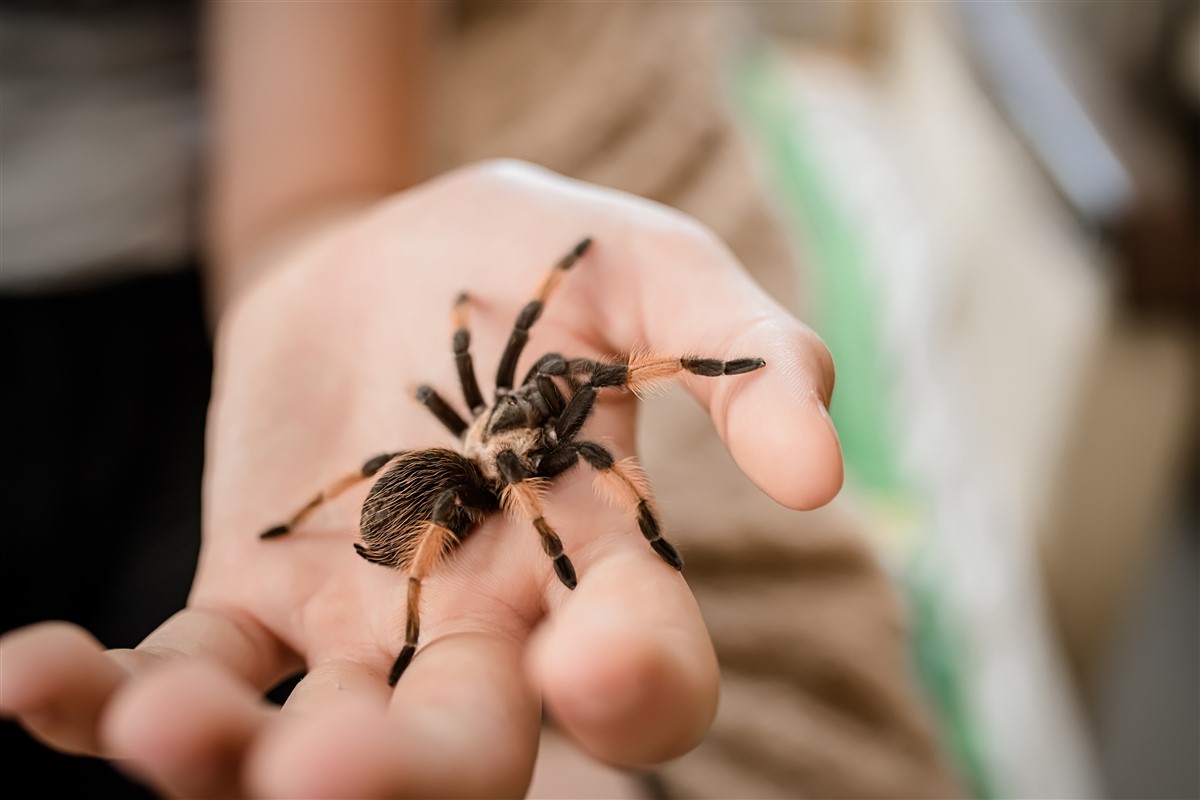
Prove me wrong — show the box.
[0,271,208,800]
[2,2,206,796]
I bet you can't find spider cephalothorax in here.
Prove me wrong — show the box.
[260,238,765,685]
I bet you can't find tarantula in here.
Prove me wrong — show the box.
[259,238,765,686]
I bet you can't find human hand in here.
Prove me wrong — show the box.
[0,161,840,798]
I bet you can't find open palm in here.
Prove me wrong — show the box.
[1,162,840,798]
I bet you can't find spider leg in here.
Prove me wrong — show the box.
[259,451,404,539]
[562,357,631,391]
[543,441,683,570]
[496,450,577,590]
[494,237,592,397]
[586,354,766,397]
[415,385,468,437]
[536,441,583,479]
[550,354,764,444]
[385,486,473,686]
[451,293,486,416]
[520,352,567,386]
[553,382,597,443]
[562,358,600,392]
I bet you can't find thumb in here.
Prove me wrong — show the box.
[605,228,842,510]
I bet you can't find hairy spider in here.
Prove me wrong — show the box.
[259,238,765,686]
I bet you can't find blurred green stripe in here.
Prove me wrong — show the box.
[728,44,996,800]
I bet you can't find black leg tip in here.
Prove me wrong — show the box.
[554,555,578,590]
[415,384,434,402]
[558,237,592,270]
[388,645,416,687]
[454,291,469,307]
[260,524,290,539]
[682,357,724,377]
[651,538,684,571]
[724,358,766,375]
[361,453,394,476]
[637,501,662,541]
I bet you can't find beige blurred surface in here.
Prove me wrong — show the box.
[1039,319,1198,693]
[528,727,646,800]
[791,3,1197,795]
[875,0,1198,713]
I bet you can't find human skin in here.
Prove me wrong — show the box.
[0,161,841,798]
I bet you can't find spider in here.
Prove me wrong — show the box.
[259,237,765,686]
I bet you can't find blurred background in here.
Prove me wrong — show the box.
[3,2,1196,798]
[732,2,1198,798]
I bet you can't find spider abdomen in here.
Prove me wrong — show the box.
[357,448,496,569]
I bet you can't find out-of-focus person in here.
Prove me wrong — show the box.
[0,2,958,797]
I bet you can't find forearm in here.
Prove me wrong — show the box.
[204,0,435,317]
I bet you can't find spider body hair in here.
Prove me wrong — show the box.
[356,384,561,570]
[356,449,498,569]
[260,236,766,686]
